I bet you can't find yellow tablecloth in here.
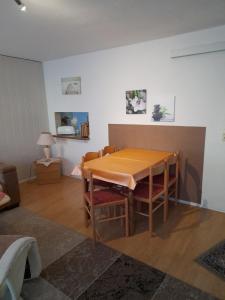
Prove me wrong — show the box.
[83,148,173,190]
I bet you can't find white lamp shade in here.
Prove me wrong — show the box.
[37,132,55,146]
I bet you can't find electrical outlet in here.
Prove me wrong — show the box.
[223,132,225,142]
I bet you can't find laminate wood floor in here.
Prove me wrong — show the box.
[20,176,225,299]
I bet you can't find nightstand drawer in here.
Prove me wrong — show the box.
[35,161,61,184]
[37,163,59,173]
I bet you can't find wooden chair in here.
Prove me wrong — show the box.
[133,161,167,236]
[102,145,117,156]
[82,151,100,162]
[153,152,179,204]
[82,169,129,242]
[167,152,179,204]
[81,151,110,188]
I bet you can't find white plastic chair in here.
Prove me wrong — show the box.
[0,237,42,300]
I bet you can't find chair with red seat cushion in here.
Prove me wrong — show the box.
[82,170,129,242]
[152,152,179,204]
[81,151,112,189]
[83,151,100,161]
[134,161,167,237]
[134,182,164,199]
[166,152,179,204]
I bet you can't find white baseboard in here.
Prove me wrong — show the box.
[201,205,225,214]
[170,198,225,214]
[169,197,202,208]
[19,176,36,183]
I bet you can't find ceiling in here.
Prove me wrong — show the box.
[1,0,225,62]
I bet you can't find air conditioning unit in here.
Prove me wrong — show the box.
[171,41,225,58]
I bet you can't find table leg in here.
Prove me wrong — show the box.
[128,189,134,235]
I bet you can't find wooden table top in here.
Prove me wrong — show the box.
[84,148,173,189]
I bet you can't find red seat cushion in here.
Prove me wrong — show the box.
[134,183,163,199]
[153,174,164,185]
[85,189,126,205]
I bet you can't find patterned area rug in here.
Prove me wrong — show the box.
[0,207,217,299]
[197,240,225,281]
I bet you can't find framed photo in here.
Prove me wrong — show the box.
[151,95,176,122]
[126,89,147,114]
[55,112,89,138]
[61,76,81,95]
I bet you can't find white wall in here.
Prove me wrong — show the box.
[0,55,49,180]
[43,25,225,212]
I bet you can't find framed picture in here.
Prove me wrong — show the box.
[61,76,81,95]
[55,112,89,138]
[151,95,176,122]
[126,89,147,114]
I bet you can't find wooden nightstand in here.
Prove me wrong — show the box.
[35,160,61,184]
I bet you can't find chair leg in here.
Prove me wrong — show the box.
[113,206,116,218]
[128,190,134,235]
[125,200,129,237]
[149,201,153,237]
[136,201,142,213]
[164,193,168,223]
[175,181,178,205]
[83,198,89,227]
[90,206,96,243]
[120,206,124,228]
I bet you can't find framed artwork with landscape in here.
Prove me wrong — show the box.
[55,112,89,139]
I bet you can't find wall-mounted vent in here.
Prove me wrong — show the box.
[171,41,225,58]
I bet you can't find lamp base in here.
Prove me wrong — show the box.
[43,146,51,160]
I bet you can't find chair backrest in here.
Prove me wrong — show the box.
[81,167,91,181]
[167,152,179,177]
[81,169,94,205]
[102,146,116,156]
[81,153,99,193]
[167,152,179,165]
[81,151,100,166]
[0,237,41,300]
[149,161,167,197]
[151,162,165,177]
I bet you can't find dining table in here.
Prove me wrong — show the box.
[83,147,173,235]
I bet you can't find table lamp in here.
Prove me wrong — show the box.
[37,132,55,160]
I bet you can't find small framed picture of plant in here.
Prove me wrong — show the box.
[151,95,175,122]
[126,89,147,114]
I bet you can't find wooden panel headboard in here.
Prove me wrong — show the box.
[108,124,206,204]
